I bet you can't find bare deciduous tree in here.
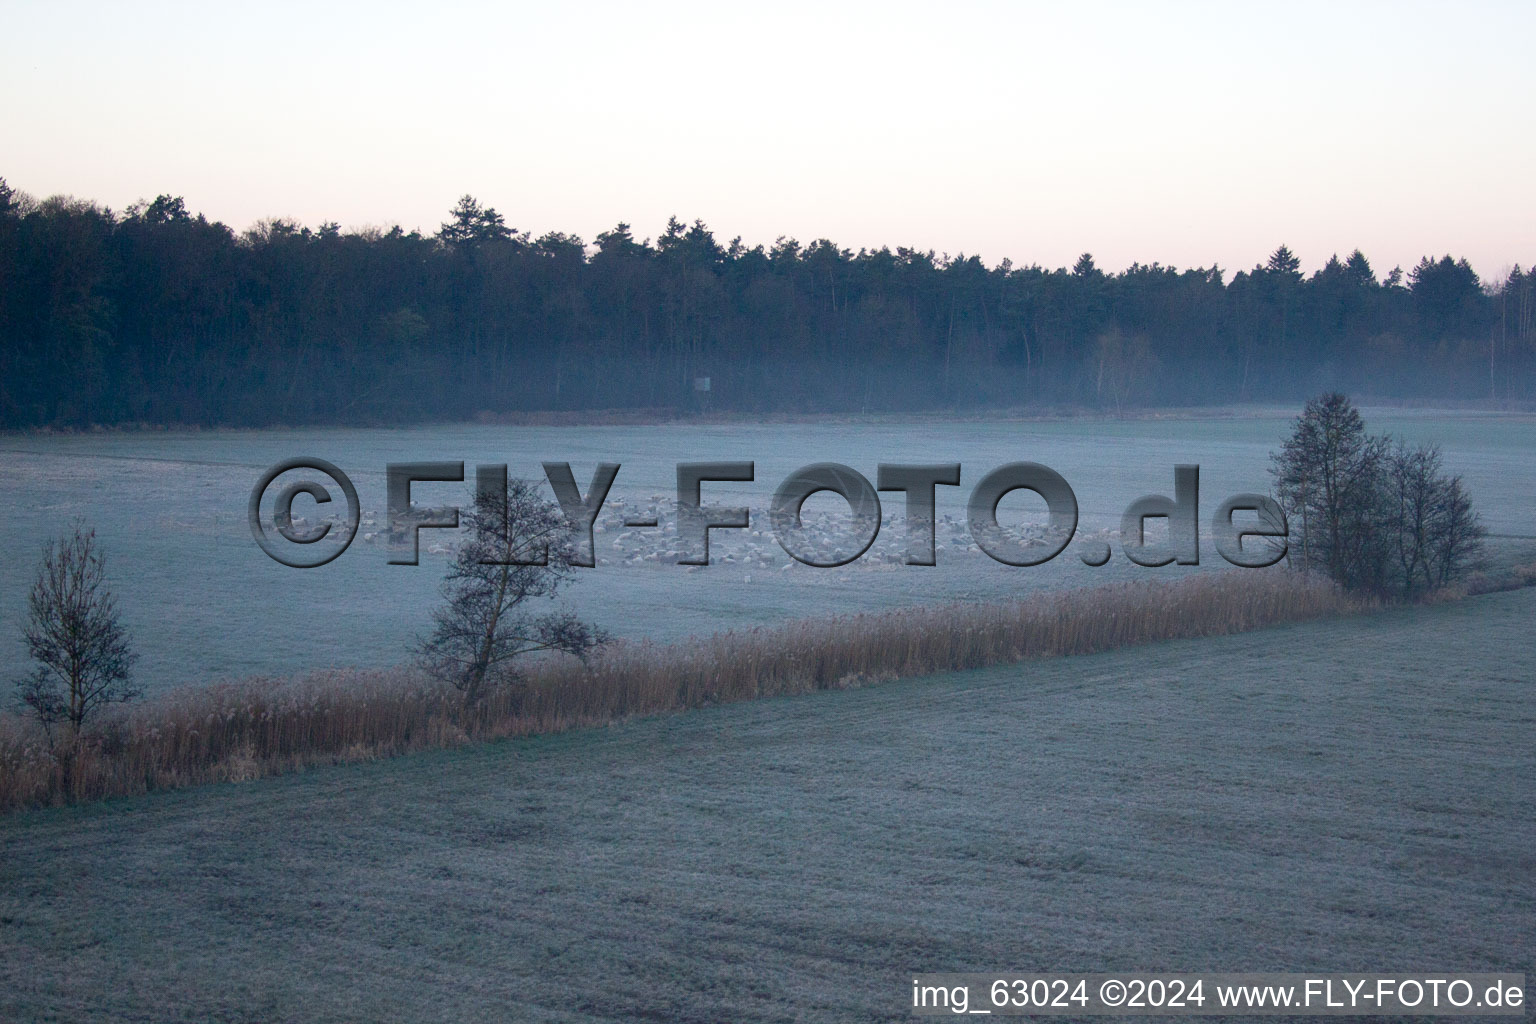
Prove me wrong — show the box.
[1423,466,1484,589]
[1273,395,1484,598]
[1386,442,1440,594]
[14,524,139,746]
[1272,392,1390,591]
[418,477,609,706]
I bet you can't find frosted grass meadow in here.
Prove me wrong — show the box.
[2,408,1532,692]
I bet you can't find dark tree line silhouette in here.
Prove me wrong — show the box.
[1,180,1532,427]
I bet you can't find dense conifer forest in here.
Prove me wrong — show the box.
[1,179,1531,426]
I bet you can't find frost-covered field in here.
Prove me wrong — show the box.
[2,408,1533,690]
[2,588,1531,1023]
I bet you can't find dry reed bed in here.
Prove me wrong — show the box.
[0,571,1357,814]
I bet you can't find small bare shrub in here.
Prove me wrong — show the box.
[418,477,608,706]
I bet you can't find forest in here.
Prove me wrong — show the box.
[1,180,1532,427]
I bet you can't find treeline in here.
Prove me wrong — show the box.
[1,180,1533,427]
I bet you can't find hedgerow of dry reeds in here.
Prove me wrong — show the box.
[0,570,1358,814]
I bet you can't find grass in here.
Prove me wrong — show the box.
[0,570,1360,814]
[2,586,1531,1022]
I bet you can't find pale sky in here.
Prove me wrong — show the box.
[3,0,1532,278]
